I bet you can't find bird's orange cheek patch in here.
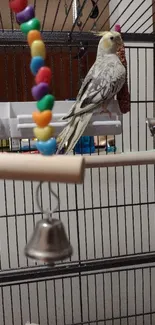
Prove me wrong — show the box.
[103,39,109,48]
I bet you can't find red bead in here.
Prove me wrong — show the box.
[9,0,28,13]
[35,67,52,85]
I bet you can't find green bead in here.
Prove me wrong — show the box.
[20,18,41,35]
[37,94,55,112]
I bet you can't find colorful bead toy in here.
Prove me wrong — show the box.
[9,0,28,13]
[10,0,57,156]
[35,67,52,85]
[31,82,49,101]
[20,18,41,34]
[33,126,54,141]
[32,111,52,128]
[37,94,55,111]
[36,138,57,156]
[31,40,46,59]
[16,5,35,24]
[27,30,42,46]
[30,56,45,75]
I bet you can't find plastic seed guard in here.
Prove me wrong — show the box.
[9,0,56,156]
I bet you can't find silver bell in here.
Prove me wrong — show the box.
[24,218,73,264]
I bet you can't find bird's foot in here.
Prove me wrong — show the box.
[107,110,112,119]
[56,136,61,144]
[100,106,112,119]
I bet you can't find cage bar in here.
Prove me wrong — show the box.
[0,31,155,45]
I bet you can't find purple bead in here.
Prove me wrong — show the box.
[16,5,34,24]
[31,82,49,101]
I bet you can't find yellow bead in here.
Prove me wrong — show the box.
[31,40,46,59]
[33,125,54,141]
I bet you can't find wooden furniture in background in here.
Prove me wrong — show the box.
[0,47,96,102]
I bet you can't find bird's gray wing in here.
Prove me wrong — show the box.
[57,56,125,153]
[62,64,96,120]
[76,64,96,101]
[64,55,126,119]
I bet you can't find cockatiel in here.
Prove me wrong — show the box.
[57,31,126,154]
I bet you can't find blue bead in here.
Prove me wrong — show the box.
[30,56,45,76]
[36,138,57,156]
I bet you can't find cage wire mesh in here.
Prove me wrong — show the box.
[0,0,155,324]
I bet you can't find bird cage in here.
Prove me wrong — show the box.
[0,0,155,325]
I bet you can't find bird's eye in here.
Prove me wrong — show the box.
[110,36,114,40]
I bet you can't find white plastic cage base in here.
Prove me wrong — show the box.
[0,100,122,139]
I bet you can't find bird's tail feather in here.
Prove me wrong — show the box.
[56,102,78,150]
[61,101,97,122]
[63,102,99,120]
[61,102,77,121]
[66,112,92,153]
[57,112,92,154]
[56,116,78,153]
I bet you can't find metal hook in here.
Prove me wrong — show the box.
[35,182,60,218]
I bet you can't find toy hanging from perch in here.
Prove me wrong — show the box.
[24,182,73,264]
[9,0,74,264]
[10,0,57,156]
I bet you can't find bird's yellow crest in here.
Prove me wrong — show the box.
[90,30,108,37]
[91,30,121,38]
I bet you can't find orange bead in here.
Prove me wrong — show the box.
[32,110,52,128]
[27,30,42,47]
